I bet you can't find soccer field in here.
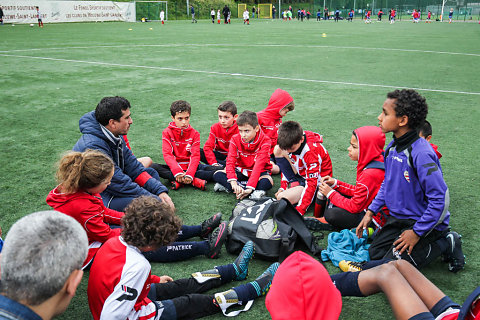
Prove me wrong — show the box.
[0,19,479,319]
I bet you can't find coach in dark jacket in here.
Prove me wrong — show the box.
[73,96,173,211]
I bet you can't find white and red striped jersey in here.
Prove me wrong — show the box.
[88,236,161,320]
[280,131,332,215]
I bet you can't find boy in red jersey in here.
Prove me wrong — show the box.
[257,88,295,174]
[152,100,215,190]
[390,8,396,23]
[274,121,333,216]
[213,111,273,200]
[88,196,279,320]
[201,101,239,167]
[419,120,442,160]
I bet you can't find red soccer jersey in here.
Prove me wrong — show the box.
[46,187,123,269]
[88,236,161,320]
[162,122,201,179]
[257,89,294,153]
[280,131,333,215]
[226,130,273,190]
[203,122,239,165]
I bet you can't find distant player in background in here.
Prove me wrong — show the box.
[35,6,43,27]
[426,10,432,22]
[227,10,231,23]
[217,9,221,24]
[190,5,197,23]
[448,8,453,23]
[348,9,354,21]
[272,5,276,19]
[317,9,322,21]
[365,10,372,23]
[334,9,340,22]
[243,9,250,24]
[324,6,329,20]
[390,8,396,23]
[0,6,4,25]
[377,9,384,21]
[211,8,215,23]
[160,10,165,24]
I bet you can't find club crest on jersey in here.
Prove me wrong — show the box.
[404,170,410,183]
[186,143,191,152]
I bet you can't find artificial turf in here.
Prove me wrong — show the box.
[0,17,478,319]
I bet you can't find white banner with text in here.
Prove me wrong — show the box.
[0,0,135,24]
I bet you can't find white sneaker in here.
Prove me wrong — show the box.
[249,190,266,200]
[213,183,228,193]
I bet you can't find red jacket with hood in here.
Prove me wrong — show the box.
[162,122,201,180]
[203,122,239,165]
[257,89,294,153]
[226,129,272,190]
[266,251,342,320]
[328,126,386,214]
[46,186,123,269]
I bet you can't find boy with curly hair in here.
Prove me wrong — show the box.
[355,89,465,272]
[88,196,279,320]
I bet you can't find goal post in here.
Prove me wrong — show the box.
[258,4,272,18]
[135,1,168,21]
[238,4,246,18]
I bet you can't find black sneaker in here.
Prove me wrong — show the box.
[206,222,227,259]
[304,217,335,231]
[200,212,222,239]
[445,231,466,273]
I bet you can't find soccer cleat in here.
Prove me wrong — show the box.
[249,190,266,200]
[206,222,227,259]
[213,182,229,193]
[200,212,222,238]
[192,177,206,190]
[252,262,280,296]
[304,217,335,231]
[171,181,183,190]
[339,260,366,272]
[445,231,466,273]
[233,241,255,281]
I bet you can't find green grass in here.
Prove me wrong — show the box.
[0,19,479,320]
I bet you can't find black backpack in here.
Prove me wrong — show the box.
[226,197,323,261]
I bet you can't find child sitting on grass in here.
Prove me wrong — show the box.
[201,101,239,167]
[356,89,465,272]
[274,121,333,216]
[213,111,273,200]
[152,100,215,191]
[88,196,279,320]
[47,150,226,268]
[257,88,295,174]
[312,126,388,230]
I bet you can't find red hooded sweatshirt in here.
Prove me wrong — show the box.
[266,251,342,320]
[257,89,294,153]
[162,122,201,180]
[328,126,386,214]
[226,129,273,190]
[203,122,239,165]
[46,187,123,268]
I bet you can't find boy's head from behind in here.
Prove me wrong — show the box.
[122,196,182,250]
[277,121,304,153]
[418,120,433,142]
[237,111,259,143]
[170,100,191,129]
[218,101,238,129]
[378,89,428,136]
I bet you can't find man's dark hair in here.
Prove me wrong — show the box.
[387,89,428,130]
[277,121,303,150]
[218,101,237,116]
[95,96,131,126]
[170,100,191,117]
[237,111,258,128]
[418,120,432,137]
[122,196,182,249]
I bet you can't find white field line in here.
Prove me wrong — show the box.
[0,43,479,57]
[1,53,479,96]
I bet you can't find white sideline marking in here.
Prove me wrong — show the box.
[1,53,479,96]
[0,44,479,57]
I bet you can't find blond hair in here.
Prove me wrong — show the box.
[56,149,114,194]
